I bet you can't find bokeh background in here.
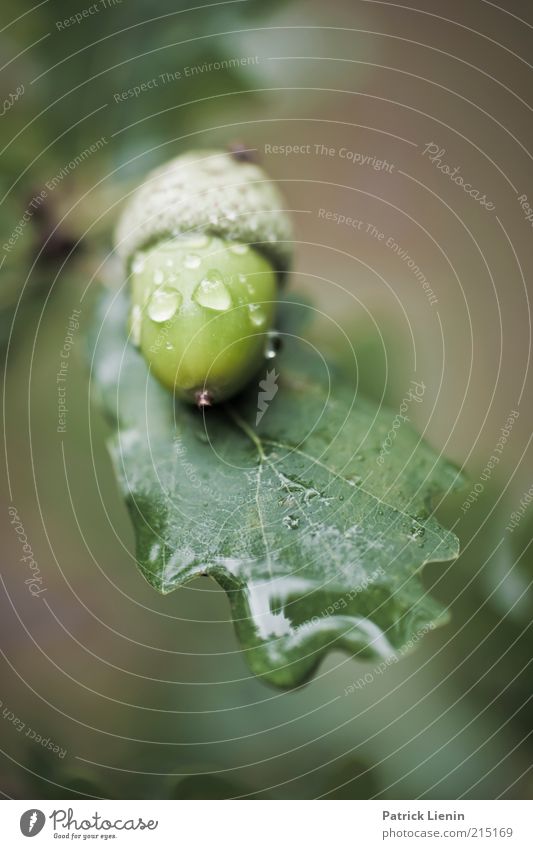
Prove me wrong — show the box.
[1,0,532,799]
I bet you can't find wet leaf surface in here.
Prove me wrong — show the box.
[90,290,462,688]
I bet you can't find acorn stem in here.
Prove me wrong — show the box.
[195,389,213,408]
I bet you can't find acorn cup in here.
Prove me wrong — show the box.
[115,149,292,406]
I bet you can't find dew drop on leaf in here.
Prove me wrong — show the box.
[283,515,300,530]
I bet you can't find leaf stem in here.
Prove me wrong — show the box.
[225,404,266,460]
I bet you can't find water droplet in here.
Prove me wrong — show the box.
[147,287,181,322]
[165,341,174,351]
[264,331,282,360]
[248,303,267,327]
[131,254,145,275]
[129,304,142,346]
[193,271,232,311]
[165,258,174,267]
[238,273,247,284]
[153,268,164,285]
[409,524,426,540]
[283,515,299,530]
[230,243,248,255]
[184,253,201,269]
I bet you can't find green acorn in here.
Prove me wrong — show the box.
[115,149,292,405]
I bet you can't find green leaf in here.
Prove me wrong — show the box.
[90,290,462,688]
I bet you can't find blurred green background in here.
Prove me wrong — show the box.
[1,0,532,799]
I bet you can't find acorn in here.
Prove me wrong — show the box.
[115,149,292,405]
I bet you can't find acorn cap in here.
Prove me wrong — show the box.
[115,149,292,279]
